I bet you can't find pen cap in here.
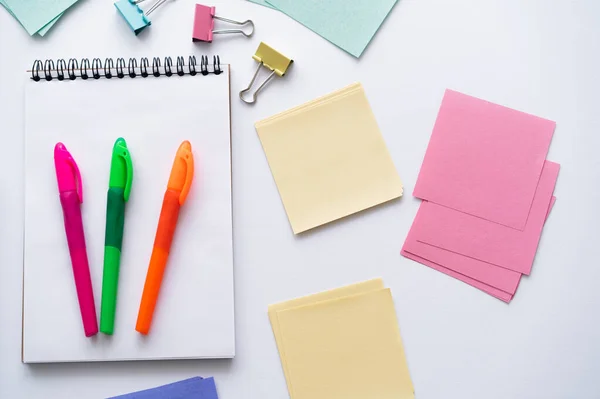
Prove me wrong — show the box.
[167,141,194,205]
[109,138,133,201]
[54,142,83,201]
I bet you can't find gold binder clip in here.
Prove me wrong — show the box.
[239,42,293,104]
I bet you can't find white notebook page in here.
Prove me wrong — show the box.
[23,67,234,363]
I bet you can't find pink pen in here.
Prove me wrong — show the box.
[54,143,98,337]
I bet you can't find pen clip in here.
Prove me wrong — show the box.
[115,139,134,201]
[55,143,83,203]
[69,156,83,203]
[178,145,194,205]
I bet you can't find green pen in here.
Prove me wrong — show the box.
[100,137,133,335]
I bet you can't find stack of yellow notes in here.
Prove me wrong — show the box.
[256,83,403,234]
[268,279,415,399]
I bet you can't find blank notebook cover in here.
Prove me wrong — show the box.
[23,59,234,363]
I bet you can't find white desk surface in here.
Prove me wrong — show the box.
[1,0,599,398]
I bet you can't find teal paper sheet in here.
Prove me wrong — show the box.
[248,0,276,9]
[266,0,399,57]
[37,14,62,36]
[3,0,77,35]
[0,0,61,36]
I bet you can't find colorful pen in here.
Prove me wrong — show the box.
[100,138,133,335]
[54,143,98,337]
[136,141,194,335]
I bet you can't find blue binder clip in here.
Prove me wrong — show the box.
[114,0,171,35]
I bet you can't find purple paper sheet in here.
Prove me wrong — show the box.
[108,377,218,399]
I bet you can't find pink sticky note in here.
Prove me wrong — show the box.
[405,224,521,294]
[401,197,557,300]
[413,89,555,230]
[546,196,556,220]
[417,161,560,275]
[401,250,512,303]
[403,199,521,295]
[192,4,216,42]
[402,197,556,298]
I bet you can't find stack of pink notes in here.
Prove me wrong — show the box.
[402,90,559,303]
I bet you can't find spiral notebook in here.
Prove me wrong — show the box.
[22,55,234,363]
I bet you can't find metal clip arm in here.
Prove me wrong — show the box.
[213,16,255,37]
[239,63,276,105]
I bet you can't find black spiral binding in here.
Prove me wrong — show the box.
[31,55,222,82]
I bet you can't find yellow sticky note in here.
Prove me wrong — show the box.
[275,288,414,399]
[268,279,385,397]
[256,83,403,234]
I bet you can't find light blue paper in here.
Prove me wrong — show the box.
[265,0,399,57]
[3,0,79,35]
[37,14,61,36]
[247,0,276,10]
[0,0,14,17]
[0,0,60,36]
[108,377,219,399]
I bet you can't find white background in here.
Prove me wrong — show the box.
[1,0,599,398]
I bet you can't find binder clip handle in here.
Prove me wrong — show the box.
[239,62,276,104]
[144,0,170,15]
[213,16,255,37]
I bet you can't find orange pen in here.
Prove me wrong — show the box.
[136,141,194,335]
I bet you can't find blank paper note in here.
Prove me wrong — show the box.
[256,83,403,234]
[401,250,513,302]
[269,279,384,397]
[3,0,78,35]
[404,235,521,295]
[402,200,519,300]
[265,0,398,57]
[247,0,275,9]
[36,15,61,36]
[275,288,414,399]
[547,196,556,220]
[402,196,556,302]
[413,89,555,230]
[417,161,560,275]
[0,0,61,36]
[108,377,218,399]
